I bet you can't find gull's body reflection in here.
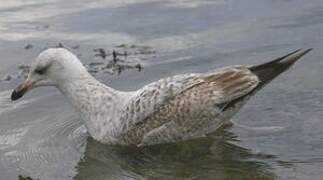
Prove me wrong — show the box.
[74,126,275,180]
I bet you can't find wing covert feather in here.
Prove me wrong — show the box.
[120,66,259,145]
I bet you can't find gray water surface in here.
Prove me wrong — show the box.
[0,0,323,179]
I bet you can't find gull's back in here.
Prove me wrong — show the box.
[118,65,258,146]
[116,49,311,146]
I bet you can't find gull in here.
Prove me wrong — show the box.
[11,48,311,146]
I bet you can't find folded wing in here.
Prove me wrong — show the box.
[120,66,259,145]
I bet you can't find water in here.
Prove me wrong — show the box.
[0,0,323,179]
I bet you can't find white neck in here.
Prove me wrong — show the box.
[56,73,129,142]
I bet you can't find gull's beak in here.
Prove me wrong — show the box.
[11,79,34,101]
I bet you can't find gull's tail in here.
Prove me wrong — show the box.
[221,49,312,112]
[249,48,312,87]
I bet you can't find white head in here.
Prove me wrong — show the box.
[11,48,89,100]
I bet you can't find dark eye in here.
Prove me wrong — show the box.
[35,68,46,75]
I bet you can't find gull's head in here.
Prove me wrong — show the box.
[11,48,87,101]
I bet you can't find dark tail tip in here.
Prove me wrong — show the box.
[249,48,312,86]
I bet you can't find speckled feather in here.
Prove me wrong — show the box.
[120,66,259,145]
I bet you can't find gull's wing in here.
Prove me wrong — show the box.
[118,49,311,146]
[121,49,312,146]
[119,65,259,145]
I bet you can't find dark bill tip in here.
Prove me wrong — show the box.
[302,48,313,55]
[11,86,28,101]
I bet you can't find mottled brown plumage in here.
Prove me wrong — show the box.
[120,66,259,145]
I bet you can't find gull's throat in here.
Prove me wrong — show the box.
[57,75,127,141]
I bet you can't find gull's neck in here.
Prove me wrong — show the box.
[57,72,130,142]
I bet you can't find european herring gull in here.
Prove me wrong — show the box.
[11,48,311,146]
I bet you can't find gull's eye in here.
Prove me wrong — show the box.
[35,68,46,75]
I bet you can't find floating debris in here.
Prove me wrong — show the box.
[115,44,127,48]
[115,44,156,56]
[72,44,80,49]
[116,51,126,56]
[88,69,99,74]
[1,75,12,81]
[56,43,64,48]
[1,44,155,83]
[89,45,153,75]
[35,24,50,30]
[135,64,142,72]
[94,48,108,59]
[24,44,34,50]
[18,175,38,180]
[18,64,30,70]
[113,50,117,63]
[89,62,104,66]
